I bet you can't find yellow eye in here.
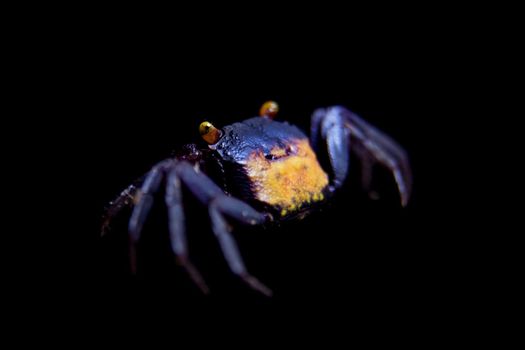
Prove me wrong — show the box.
[199,121,221,144]
[259,101,279,119]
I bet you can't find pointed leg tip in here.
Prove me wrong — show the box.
[400,191,411,207]
[177,257,211,295]
[242,275,273,297]
[260,287,274,298]
[368,191,380,201]
[192,276,211,295]
[130,262,137,275]
[191,275,211,295]
[262,288,274,297]
[101,226,110,237]
[128,241,138,275]
[200,285,211,295]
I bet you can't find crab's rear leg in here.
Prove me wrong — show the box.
[165,166,209,294]
[124,160,209,293]
[175,161,273,296]
[311,106,412,206]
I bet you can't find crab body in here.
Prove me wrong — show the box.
[212,117,329,218]
[102,102,412,296]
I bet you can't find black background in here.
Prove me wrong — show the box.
[25,12,477,339]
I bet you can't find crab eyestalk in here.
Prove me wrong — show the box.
[199,121,221,144]
[259,101,279,119]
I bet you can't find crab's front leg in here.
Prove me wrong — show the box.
[102,158,211,293]
[311,106,412,206]
[101,183,141,236]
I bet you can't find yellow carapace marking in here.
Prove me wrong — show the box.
[245,138,329,214]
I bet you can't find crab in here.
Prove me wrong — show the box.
[101,101,412,296]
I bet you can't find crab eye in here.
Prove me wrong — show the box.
[199,121,221,144]
[259,101,279,119]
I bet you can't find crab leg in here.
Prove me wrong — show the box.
[127,164,164,273]
[165,166,209,294]
[311,106,412,206]
[101,183,140,236]
[175,161,272,296]
[128,165,164,242]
